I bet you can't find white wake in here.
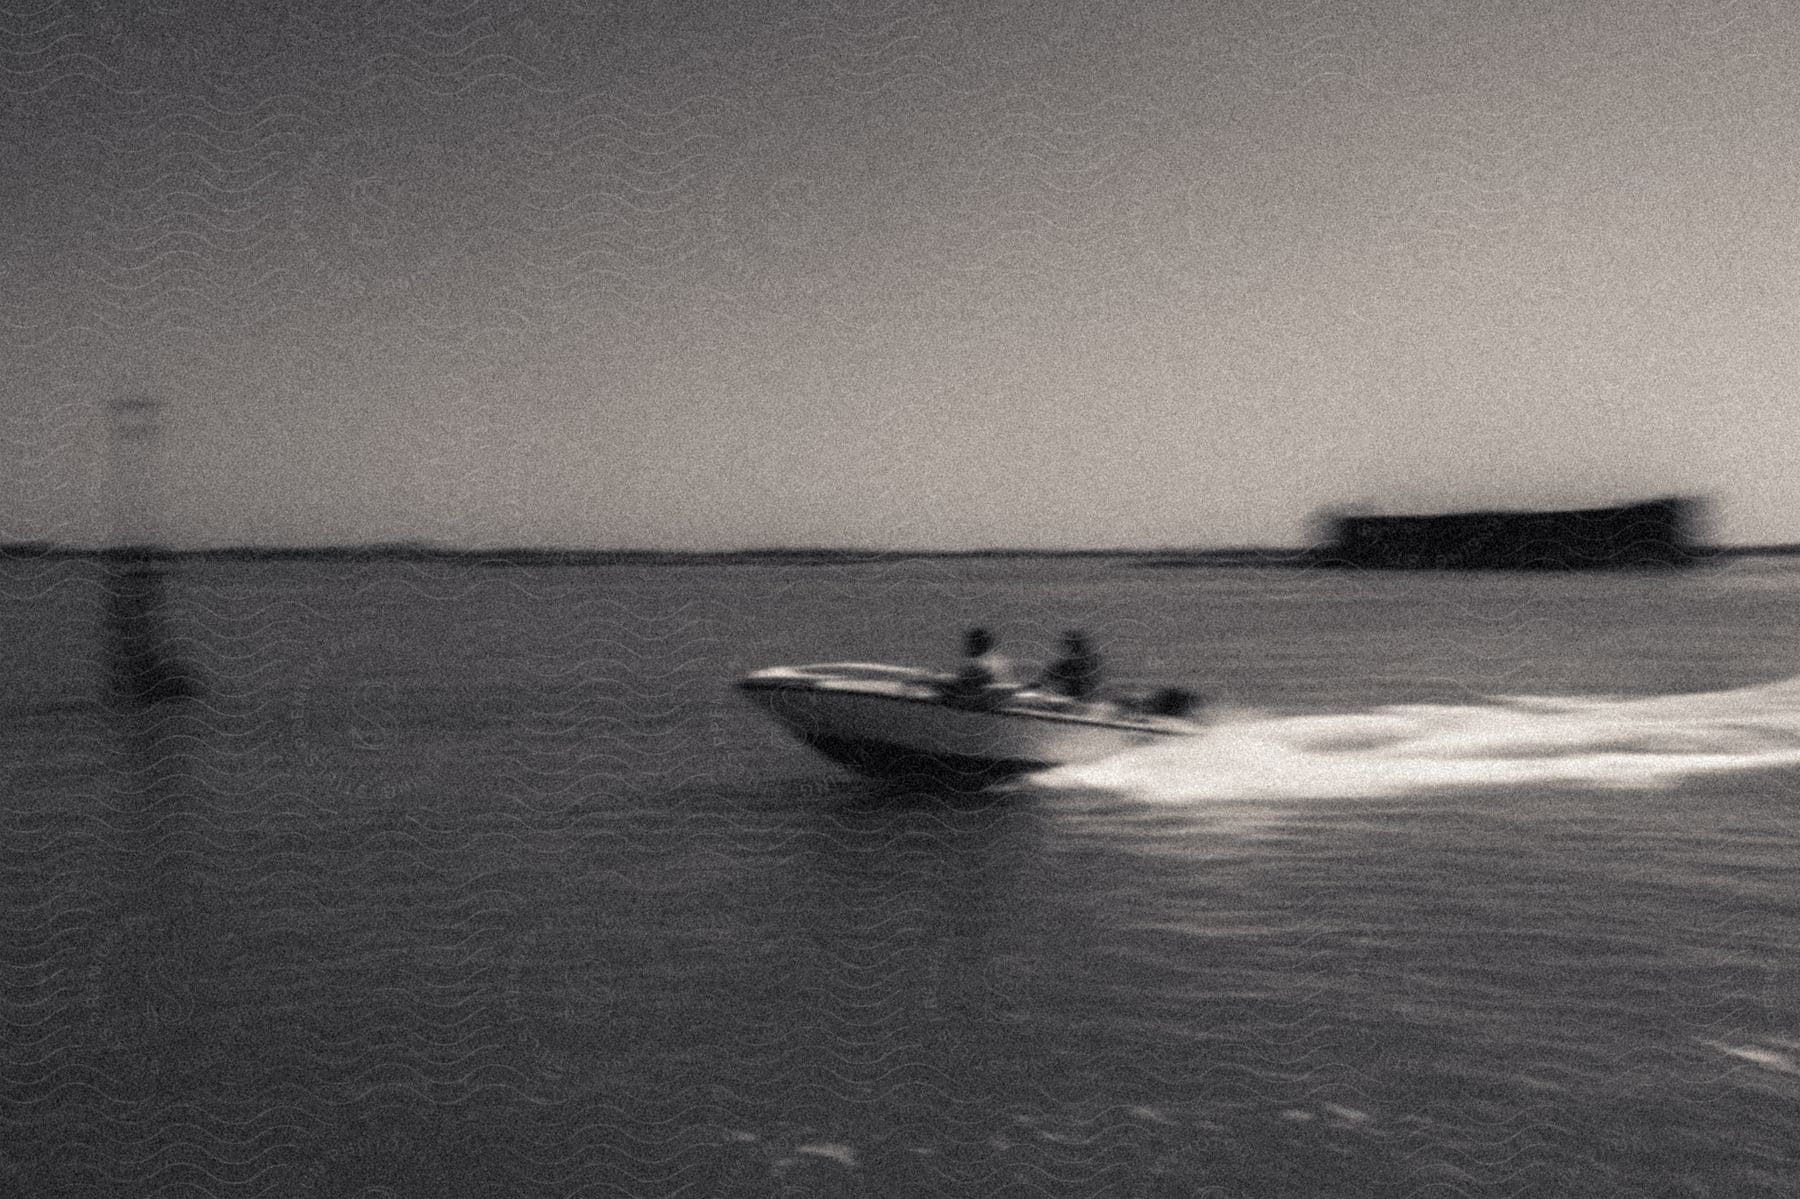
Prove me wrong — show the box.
[1037,678,1800,801]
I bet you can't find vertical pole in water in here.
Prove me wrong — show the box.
[105,394,195,706]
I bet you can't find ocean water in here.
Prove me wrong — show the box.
[4,555,1800,1196]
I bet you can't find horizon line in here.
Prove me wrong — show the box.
[4,540,1798,560]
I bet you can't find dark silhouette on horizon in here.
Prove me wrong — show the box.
[1313,497,1705,572]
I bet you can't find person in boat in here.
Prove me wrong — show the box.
[1035,629,1101,700]
[943,627,1020,703]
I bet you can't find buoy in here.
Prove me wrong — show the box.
[104,395,199,706]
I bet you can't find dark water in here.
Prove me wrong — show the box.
[5,557,1800,1196]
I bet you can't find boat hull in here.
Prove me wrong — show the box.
[737,663,1194,785]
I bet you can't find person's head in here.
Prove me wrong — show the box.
[964,627,995,655]
[1062,630,1088,652]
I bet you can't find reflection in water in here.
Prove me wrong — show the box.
[81,705,211,1162]
[104,562,199,707]
[709,780,1052,1173]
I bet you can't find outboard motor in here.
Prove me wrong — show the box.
[1144,687,1198,718]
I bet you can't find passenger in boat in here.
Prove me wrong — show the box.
[1036,630,1101,700]
[944,627,1019,702]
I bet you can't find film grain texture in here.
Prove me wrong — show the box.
[6,0,1800,1194]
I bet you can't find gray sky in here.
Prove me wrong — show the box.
[4,0,1795,549]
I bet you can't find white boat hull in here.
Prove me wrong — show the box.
[737,662,1197,785]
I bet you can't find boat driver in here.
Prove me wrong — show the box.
[1035,629,1101,700]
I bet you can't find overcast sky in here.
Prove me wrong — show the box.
[4,0,1795,549]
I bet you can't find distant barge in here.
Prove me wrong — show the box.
[1314,497,1704,571]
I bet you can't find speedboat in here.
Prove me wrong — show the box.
[736,662,1203,785]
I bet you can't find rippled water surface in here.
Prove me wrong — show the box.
[5,557,1800,1196]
